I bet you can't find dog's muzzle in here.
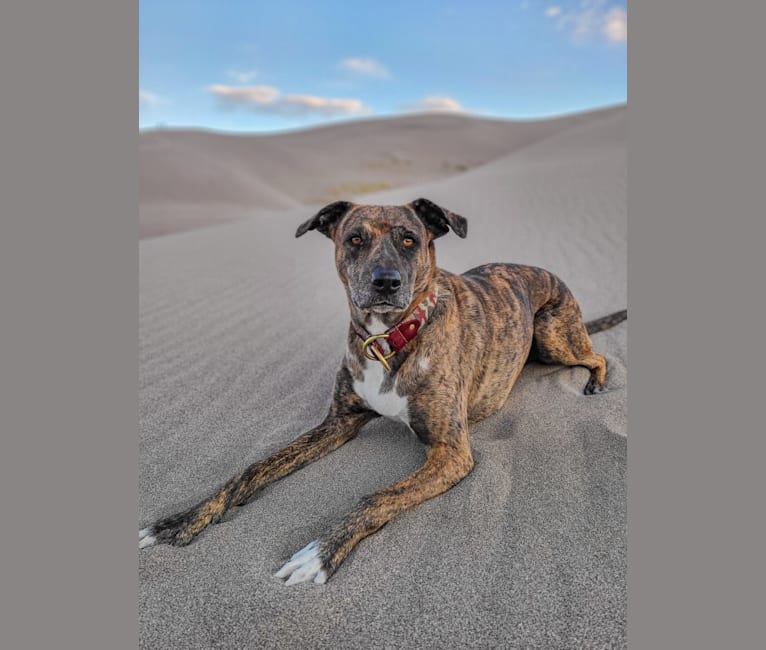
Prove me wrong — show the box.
[370,267,401,295]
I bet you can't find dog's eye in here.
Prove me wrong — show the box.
[402,237,415,248]
[349,236,363,246]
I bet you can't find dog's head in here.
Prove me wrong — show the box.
[296,199,467,319]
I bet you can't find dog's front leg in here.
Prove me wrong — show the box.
[139,365,375,548]
[275,434,474,585]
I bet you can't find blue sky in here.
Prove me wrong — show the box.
[139,0,626,133]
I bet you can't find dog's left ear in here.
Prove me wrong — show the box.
[295,201,354,239]
[410,198,468,239]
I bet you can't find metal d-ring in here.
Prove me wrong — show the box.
[362,334,395,372]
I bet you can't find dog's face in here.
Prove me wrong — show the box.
[296,199,467,317]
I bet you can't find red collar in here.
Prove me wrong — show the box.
[352,290,438,371]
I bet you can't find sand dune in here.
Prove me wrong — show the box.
[140,105,624,238]
[139,106,626,648]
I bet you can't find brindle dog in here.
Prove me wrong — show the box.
[139,198,626,585]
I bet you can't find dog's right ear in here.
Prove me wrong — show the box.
[295,201,354,239]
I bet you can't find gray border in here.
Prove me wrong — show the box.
[0,2,137,649]
[629,1,764,648]
[2,0,764,648]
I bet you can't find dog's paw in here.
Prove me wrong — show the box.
[274,541,329,585]
[138,508,204,548]
[139,527,157,548]
[584,376,608,395]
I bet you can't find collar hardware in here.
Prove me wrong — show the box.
[353,290,438,372]
[361,334,396,371]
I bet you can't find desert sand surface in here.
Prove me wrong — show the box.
[139,105,626,648]
[140,105,624,239]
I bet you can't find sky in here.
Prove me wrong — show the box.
[139,0,626,133]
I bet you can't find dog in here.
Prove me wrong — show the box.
[139,198,626,585]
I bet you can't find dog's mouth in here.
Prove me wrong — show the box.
[350,287,412,313]
[369,301,399,313]
[352,298,407,313]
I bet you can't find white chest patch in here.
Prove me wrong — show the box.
[353,316,410,425]
[353,360,410,426]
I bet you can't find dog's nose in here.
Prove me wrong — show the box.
[371,267,401,294]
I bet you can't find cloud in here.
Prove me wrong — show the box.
[280,94,370,116]
[207,84,371,117]
[139,89,166,107]
[208,84,279,106]
[226,69,259,83]
[547,1,627,45]
[603,7,627,43]
[401,96,464,113]
[339,57,390,79]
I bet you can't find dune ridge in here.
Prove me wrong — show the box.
[140,105,624,238]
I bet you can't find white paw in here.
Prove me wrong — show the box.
[139,527,157,549]
[274,541,328,585]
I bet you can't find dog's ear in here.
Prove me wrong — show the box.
[410,198,468,239]
[295,201,354,239]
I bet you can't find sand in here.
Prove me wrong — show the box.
[139,106,627,648]
[140,105,625,239]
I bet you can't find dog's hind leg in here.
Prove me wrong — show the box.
[139,365,376,548]
[532,280,608,395]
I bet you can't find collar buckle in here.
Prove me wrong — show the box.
[362,334,396,372]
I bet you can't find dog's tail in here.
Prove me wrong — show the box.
[585,309,627,335]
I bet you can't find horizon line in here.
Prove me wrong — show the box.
[138,101,627,137]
